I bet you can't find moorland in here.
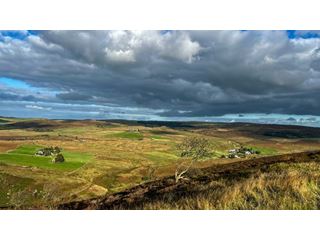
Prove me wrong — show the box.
[1,117,320,209]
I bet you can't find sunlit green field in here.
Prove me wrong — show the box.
[0,145,91,171]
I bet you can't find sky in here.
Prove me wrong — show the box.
[1,30,320,127]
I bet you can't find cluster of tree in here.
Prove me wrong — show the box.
[52,153,65,163]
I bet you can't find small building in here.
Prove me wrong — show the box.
[229,149,237,154]
[35,150,44,156]
[35,146,61,156]
[227,146,259,159]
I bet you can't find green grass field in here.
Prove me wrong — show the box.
[250,146,278,155]
[0,145,92,171]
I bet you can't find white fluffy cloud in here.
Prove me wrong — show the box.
[37,30,201,65]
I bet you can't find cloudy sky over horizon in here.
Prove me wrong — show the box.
[1,30,320,126]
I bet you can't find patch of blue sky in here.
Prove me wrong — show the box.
[287,30,296,39]
[0,77,61,98]
[287,30,320,39]
[0,30,37,40]
[0,77,30,89]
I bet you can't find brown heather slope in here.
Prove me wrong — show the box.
[58,150,320,210]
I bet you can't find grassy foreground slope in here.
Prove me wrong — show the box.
[59,151,320,210]
[140,161,320,210]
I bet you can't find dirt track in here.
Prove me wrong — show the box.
[58,150,320,210]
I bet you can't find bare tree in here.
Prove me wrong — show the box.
[175,136,210,183]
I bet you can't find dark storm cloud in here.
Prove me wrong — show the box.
[1,30,320,117]
[0,92,38,101]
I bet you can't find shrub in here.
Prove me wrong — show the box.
[52,153,65,163]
